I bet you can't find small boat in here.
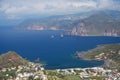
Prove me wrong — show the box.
[60,34,64,37]
[51,35,55,38]
[35,58,40,63]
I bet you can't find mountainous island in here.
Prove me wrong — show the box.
[17,10,120,36]
[0,44,120,80]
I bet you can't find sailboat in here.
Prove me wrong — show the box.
[51,35,55,38]
[60,34,64,37]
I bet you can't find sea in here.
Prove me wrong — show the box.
[0,29,120,69]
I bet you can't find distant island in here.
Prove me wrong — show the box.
[17,10,120,37]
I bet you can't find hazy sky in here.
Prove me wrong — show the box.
[0,0,120,20]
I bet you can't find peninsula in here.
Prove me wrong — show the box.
[76,44,120,71]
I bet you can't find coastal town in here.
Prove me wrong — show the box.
[0,44,120,80]
[0,62,120,80]
[56,67,120,80]
[0,62,48,80]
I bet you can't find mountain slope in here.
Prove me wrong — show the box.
[18,10,120,36]
[0,51,28,68]
[18,11,94,30]
[71,11,120,36]
[76,44,120,71]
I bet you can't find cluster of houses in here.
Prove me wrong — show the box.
[56,67,120,80]
[0,61,120,80]
[0,62,48,80]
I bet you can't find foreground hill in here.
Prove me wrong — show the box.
[0,51,28,68]
[0,51,47,80]
[76,44,120,71]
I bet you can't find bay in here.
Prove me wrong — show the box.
[0,30,120,69]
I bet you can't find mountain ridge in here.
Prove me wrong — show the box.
[17,10,120,36]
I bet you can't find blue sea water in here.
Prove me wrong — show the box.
[0,30,120,69]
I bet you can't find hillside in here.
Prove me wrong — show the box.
[76,44,120,71]
[70,11,120,36]
[17,11,94,30]
[18,10,120,36]
[83,12,120,36]
[0,51,28,68]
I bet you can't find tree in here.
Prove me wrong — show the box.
[28,75,34,80]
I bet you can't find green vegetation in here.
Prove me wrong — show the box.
[44,70,82,80]
[63,75,82,80]
[0,70,16,80]
[89,76,104,80]
[0,51,28,68]
[28,75,34,80]
[77,44,120,71]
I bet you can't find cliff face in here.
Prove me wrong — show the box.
[70,12,120,36]
[71,23,88,36]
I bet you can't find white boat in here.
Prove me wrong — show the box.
[51,35,55,38]
[60,34,64,37]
